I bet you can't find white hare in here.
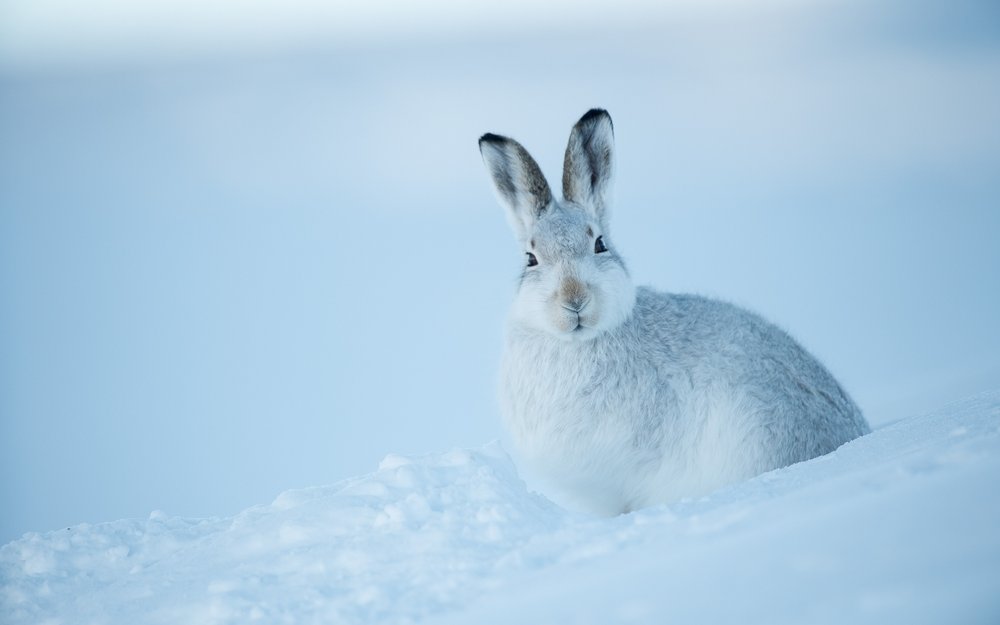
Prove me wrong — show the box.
[479,109,870,515]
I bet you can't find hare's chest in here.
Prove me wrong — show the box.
[499,336,668,514]
[499,338,635,452]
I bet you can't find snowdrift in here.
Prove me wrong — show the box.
[3,391,999,624]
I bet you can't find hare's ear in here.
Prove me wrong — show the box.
[479,133,552,242]
[562,109,614,223]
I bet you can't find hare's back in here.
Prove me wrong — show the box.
[633,288,869,460]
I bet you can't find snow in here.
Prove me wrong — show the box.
[4,390,999,624]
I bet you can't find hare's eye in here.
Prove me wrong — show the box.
[526,252,538,267]
[594,236,608,254]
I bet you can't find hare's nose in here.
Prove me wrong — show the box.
[561,294,590,313]
[560,277,589,312]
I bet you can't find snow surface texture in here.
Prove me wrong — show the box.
[3,391,1000,625]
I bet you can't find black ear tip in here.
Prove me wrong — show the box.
[579,108,611,124]
[479,132,508,147]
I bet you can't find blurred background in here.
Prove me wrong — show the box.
[1,0,998,543]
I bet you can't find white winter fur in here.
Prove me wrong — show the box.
[479,110,870,515]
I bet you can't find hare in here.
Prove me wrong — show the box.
[478,109,870,515]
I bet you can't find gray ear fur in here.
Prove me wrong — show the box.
[562,109,615,222]
[479,133,552,242]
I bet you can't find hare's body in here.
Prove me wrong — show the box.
[480,109,869,515]
[502,288,867,514]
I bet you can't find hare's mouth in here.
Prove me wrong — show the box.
[551,306,599,339]
[566,326,600,342]
[568,319,600,340]
[565,315,585,333]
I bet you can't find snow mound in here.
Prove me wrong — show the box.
[3,392,1000,625]
[1,443,567,624]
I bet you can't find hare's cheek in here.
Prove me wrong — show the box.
[595,267,635,323]
[510,286,551,331]
[607,281,637,328]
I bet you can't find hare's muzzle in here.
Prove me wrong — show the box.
[559,276,589,313]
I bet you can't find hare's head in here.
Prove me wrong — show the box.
[479,109,636,341]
